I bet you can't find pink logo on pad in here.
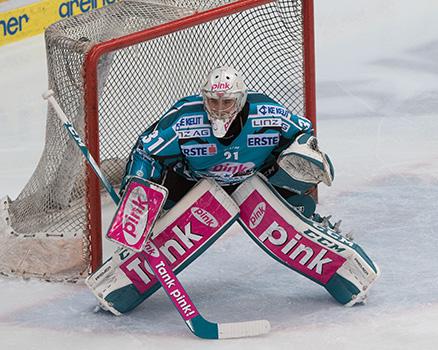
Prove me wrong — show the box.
[240,190,346,284]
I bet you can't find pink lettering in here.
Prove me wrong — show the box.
[211,82,231,91]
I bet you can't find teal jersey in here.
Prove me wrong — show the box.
[125,92,313,186]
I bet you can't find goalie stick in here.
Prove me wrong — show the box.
[43,89,270,339]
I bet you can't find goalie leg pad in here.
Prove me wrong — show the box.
[85,247,145,315]
[86,178,239,314]
[232,174,380,306]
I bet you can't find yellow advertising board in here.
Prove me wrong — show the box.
[0,0,118,47]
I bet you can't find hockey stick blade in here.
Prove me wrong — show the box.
[218,319,271,339]
[189,316,271,339]
[44,89,271,339]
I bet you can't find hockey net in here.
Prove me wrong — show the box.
[0,0,315,281]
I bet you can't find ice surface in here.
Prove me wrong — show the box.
[1,1,438,349]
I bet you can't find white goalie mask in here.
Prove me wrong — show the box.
[201,66,248,138]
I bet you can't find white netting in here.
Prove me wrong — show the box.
[0,0,309,281]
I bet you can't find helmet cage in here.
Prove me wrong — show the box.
[203,93,242,121]
[201,66,248,138]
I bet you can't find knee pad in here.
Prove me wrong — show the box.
[284,194,316,218]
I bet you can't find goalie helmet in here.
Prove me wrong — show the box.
[201,66,248,138]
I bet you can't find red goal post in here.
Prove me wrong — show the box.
[0,0,316,281]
